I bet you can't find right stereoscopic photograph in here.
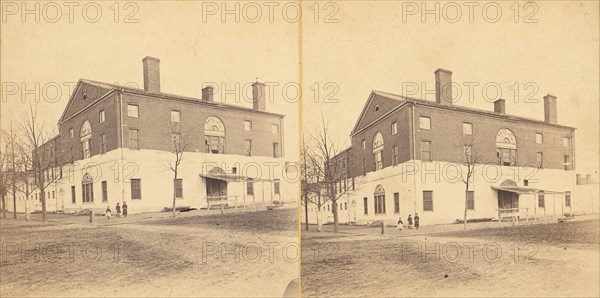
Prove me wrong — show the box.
[300,1,599,297]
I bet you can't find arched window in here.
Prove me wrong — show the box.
[373,132,384,170]
[374,184,386,214]
[82,173,94,203]
[204,116,225,154]
[81,120,92,159]
[496,129,517,166]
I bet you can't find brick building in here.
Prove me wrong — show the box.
[11,57,296,214]
[307,68,577,226]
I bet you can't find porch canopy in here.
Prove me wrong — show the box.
[199,172,275,182]
[491,186,566,195]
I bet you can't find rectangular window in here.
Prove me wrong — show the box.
[70,147,73,162]
[463,123,473,135]
[421,141,432,162]
[244,140,252,156]
[102,181,107,202]
[538,194,545,208]
[423,191,433,211]
[565,192,571,207]
[393,145,399,165]
[100,134,106,154]
[374,194,386,214]
[69,128,74,138]
[467,191,475,210]
[172,133,180,147]
[374,151,383,170]
[244,120,252,131]
[82,183,93,203]
[71,186,76,204]
[362,159,366,175]
[564,155,571,170]
[272,124,279,134]
[363,197,368,215]
[171,110,181,123]
[274,179,280,194]
[344,202,347,210]
[127,104,139,118]
[536,152,543,169]
[99,110,105,123]
[129,129,140,150]
[536,133,543,144]
[247,181,254,195]
[394,192,400,214]
[273,143,280,158]
[361,139,366,150]
[131,179,141,200]
[419,116,431,130]
[391,122,398,135]
[82,139,91,159]
[562,137,570,147]
[174,179,183,198]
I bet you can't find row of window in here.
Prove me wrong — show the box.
[246,180,280,196]
[75,179,141,204]
[538,192,572,208]
[308,202,349,213]
[536,133,571,147]
[363,191,472,215]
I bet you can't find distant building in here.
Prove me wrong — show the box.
[308,68,577,226]
[8,57,296,214]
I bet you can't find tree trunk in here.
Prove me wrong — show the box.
[304,197,309,231]
[463,188,468,230]
[40,174,47,222]
[172,174,177,218]
[316,207,322,232]
[12,184,17,219]
[1,195,6,218]
[332,198,339,234]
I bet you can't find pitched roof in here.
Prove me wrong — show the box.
[350,90,575,136]
[59,79,284,124]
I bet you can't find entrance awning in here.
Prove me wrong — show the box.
[199,173,273,182]
[491,186,565,195]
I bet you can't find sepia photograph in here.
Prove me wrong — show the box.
[1,0,599,298]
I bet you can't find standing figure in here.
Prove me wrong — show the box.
[106,206,112,220]
[122,202,128,218]
[115,203,121,218]
[414,213,420,229]
[407,214,413,229]
[397,217,404,231]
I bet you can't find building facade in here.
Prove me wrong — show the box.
[307,68,577,226]
[8,57,297,214]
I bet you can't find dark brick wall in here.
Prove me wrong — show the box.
[121,93,283,157]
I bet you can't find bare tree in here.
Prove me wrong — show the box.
[460,136,480,230]
[308,113,354,234]
[166,121,189,218]
[0,140,9,218]
[18,103,58,222]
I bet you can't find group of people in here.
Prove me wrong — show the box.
[105,202,128,219]
[396,213,420,231]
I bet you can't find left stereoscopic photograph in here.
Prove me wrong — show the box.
[0,2,300,297]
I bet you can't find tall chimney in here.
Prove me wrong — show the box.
[252,81,266,111]
[434,68,453,105]
[202,86,214,102]
[142,56,160,94]
[494,99,506,114]
[543,94,557,124]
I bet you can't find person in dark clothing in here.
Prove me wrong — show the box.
[122,202,128,218]
[407,214,413,229]
[115,203,121,218]
[414,213,420,229]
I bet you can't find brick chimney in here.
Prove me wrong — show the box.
[494,99,506,114]
[252,81,266,111]
[202,86,214,102]
[142,56,160,94]
[434,68,453,105]
[543,94,557,124]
